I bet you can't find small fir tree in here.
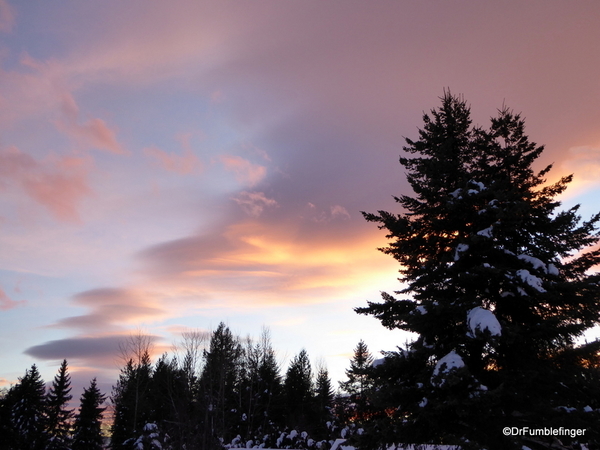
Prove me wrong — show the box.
[357,92,600,449]
[45,359,74,450]
[339,340,374,422]
[314,364,334,434]
[340,340,374,396]
[284,349,314,430]
[72,378,106,450]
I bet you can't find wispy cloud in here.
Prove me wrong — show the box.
[57,92,126,155]
[232,191,278,217]
[0,286,25,310]
[220,155,267,187]
[51,287,168,332]
[304,203,351,223]
[144,145,202,175]
[136,218,398,307]
[0,146,92,222]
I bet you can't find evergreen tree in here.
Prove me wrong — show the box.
[45,359,74,450]
[10,364,48,450]
[339,340,374,421]
[0,387,17,450]
[110,352,153,450]
[340,340,374,397]
[145,354,190,449]
[284,349,313,430]
[111,331,155,449]
[200,322,244,448]
[72,378,106,450]
[357,92,600,449]
[254,329,284,446]
[314,364,334,433]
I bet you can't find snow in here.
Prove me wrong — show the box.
[276,432,285,447]
[548,263,560,276]
[584,405,593,412]
[329,443,461,450]
[454,243,469,261]
[518,254,547,273]
[557,406,576,413]
[470,180,486,191]
[413,305,427,315]
[467,307,501,338]
[419,398,428,407]
[517,269,546,293]
[372,358,385,367]
[431,350,465,386]
[476,226,493,238]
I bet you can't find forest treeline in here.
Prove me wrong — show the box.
[0,323,374,450]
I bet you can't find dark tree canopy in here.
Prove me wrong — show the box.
[357,92,600,449]
[72,378,106,450]
[9,364,48,450]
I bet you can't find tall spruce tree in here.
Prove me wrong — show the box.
[72,378,106,450]
[10,364,48,450]
[200,322,244,448]
[45,359,74,450]
[357,93,600,449]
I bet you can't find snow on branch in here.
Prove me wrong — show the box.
[431,350,465,386]
[467,307,501,338]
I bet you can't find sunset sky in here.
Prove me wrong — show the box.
[2,0,600,398]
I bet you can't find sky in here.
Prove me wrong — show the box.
[2,0,600,400]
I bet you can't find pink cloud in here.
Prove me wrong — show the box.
[231,191,278,217]
[220,155,267,187]
[144,146,202,175]
[0,146,92,223]
[57,92,126,155]
[304,203,351,223]
[0,286,25,310]
[51,287,168,332]
[330,205,351,220]
[0,0,14,33]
